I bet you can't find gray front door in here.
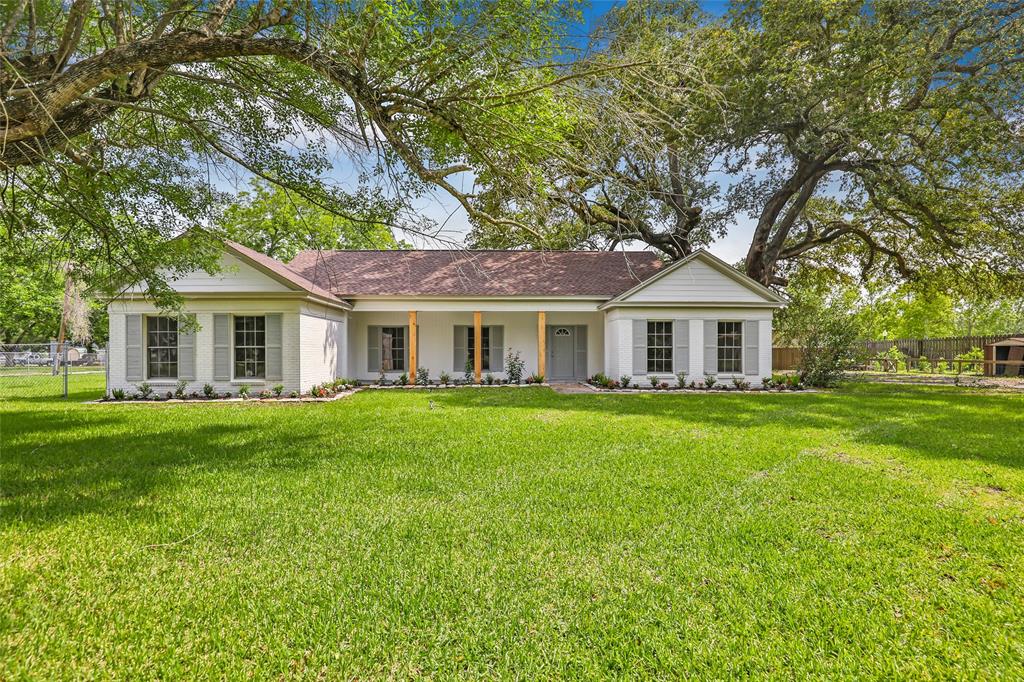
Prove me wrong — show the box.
[547,325,581,379]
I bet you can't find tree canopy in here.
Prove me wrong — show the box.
[1,0,590,306]
[470,0,1024,295]
[2,0,1022,308]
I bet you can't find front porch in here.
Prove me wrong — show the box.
[346,309,603,383]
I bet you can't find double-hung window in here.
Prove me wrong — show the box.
[234,316,266,378]
[467,326,491,371]
[146,316,178,378]
[646,321,673,373]
[717,321,743,373]
[380,326,406,372]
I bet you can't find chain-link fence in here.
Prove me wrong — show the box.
[0,343,107,400]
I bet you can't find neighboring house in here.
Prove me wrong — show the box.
[107,241,785,394]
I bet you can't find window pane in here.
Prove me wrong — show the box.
[717,321,743,373]
[646,321,673,373]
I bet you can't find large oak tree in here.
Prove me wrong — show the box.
[470,0,1024,295]
[1,0,591,306]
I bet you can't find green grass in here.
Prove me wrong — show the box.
[2,378,1023,678]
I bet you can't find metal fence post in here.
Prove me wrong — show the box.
[63,344,69,398]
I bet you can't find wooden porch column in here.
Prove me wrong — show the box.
[408,310,417,378]
[473,311,483,384]
[537,311,546,378]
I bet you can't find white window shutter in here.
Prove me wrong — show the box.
[177,314,196,380]
[672,320,689,375]
[489,326,504,372]
[453,326,467,373]
[744,320,759,376]
[125,314,142,381]
[213,314,230,380]
[704,319,718,375]
[265,313,282,381]
[367,326,381,373]
[632,320,646,375]
[402,326,410,372]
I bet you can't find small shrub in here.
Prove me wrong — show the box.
[918,356,931,373]
[648,375,659,388]
[165,391,174,400]
[111,388,126,400]
[703,374,717,388]
[485,373,495,385]
[464,357,474,383]
[189,391,200,399]
[398,372,409,386]
[272,384,284,397]
[935,357,947,374]
[238,384,251,398]
[439,371,452,385]
[259,389,272,399]
[174,379,188,399]
[619,375,631,389]
[526,372,545,384]
[416,367,430,386]
[732,377,751,390]
[137,382,153,399]
[289,390,299,398]
[658,382,669,390]
[675,371,687,388]
[505,349,526,384]
[203,383,216,398]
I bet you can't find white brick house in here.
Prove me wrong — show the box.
[107,241,785,394]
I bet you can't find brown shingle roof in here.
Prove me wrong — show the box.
[285,249,665,298]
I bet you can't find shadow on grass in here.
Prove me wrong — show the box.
[1,404,329,528]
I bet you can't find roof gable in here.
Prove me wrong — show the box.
[602,250,786,307]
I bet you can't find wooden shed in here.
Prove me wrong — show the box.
[984,337,1024,376]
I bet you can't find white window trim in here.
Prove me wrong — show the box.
[144,315,179,382]
[716,319,744,375]
[231,313,268,383]
[646,319,674,375]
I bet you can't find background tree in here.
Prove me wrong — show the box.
[217,178,405,261]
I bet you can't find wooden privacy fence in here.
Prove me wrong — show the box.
[858,334,1023,359]
[772,347,802,370]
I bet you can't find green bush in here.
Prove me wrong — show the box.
[439,371,452,385]
[917,356,931,373]
[416,367,430,386]
[955,347,984,374]
[174,380,188,399]
[504,349,525,384]
[202,383,216,398]
[675,371,687,388]
[619,375,632,389]
[272,384,285,397]
[111,388,126,400]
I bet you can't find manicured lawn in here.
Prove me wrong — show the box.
[2,379,1023,678]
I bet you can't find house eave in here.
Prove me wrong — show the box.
[599,300,786,310]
